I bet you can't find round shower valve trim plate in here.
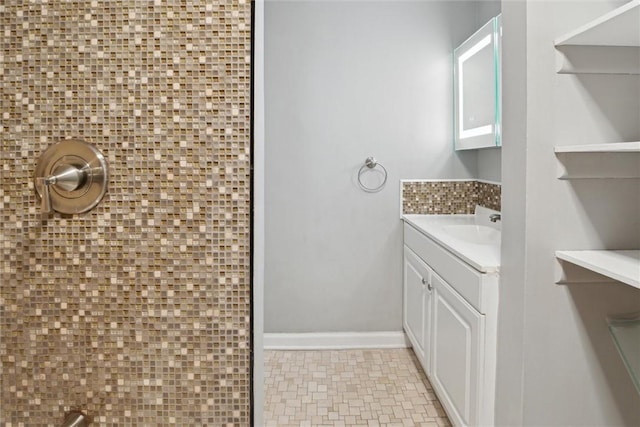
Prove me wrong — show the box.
[34,139,108,214]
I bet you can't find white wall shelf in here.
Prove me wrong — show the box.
[555,144,640,179]
[608,313,640,393]
[554,0,640,74]
[555,142,640,153]
[555,0,640,47]
[556,250,640,289]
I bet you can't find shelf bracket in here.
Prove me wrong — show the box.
[555,258,619,285]
[555,46,640,75]
[556,152,640,179]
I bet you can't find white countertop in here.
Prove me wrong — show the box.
[403,208,501,273]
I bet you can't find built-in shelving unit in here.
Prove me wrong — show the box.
[608,314,640,393]
[556,250,640,289]
[554,0,640,74]
[554,0,640,397]
[555,141,640,153]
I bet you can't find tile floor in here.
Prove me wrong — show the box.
[264,348,451,426]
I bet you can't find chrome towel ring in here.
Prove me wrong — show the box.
[358,156,387,193]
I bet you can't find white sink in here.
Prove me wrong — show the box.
[402,206,501,272]
[442,224,501,245]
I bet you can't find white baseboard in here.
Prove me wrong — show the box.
[264,331,410,350]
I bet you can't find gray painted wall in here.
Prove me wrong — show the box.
[264,1,479,332]
[497,1,640,425]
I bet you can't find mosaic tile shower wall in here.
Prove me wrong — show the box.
[402,181,501,215]
[0,1,251,425]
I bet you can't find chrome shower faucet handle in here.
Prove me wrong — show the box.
[34,139,108,215]
[35,164,86,213]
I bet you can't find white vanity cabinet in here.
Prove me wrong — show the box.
[403,221,499,427]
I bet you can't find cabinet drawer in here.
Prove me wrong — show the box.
[404,222,487,313]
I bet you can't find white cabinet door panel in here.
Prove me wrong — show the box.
[403,246,429,363]
[431,272,485,427]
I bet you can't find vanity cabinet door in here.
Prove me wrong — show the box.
[431,272,485,427]
[403,246,431,368]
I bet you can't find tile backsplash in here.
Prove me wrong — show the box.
[475,181,502,212]
[0,1,251,425]
[401,180,501,215]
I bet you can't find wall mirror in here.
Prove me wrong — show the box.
[454,15,502,150]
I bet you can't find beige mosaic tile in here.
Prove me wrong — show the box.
[0,1,251,425]
[264,349,452,427]
[475,181,501,212]
[402,181,477,215]
[402,180,501,215]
